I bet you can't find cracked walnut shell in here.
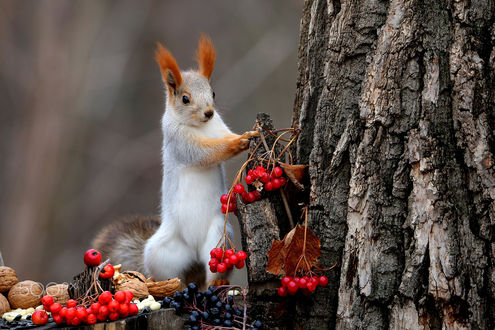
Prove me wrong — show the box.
[114,271,148,298]
[146,278,181,298]
[45,284,70,305]
[0,267,18,293]
[8,280,43,309]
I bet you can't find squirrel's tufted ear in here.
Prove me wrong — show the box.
[155,42,182,95]
[196,34,216,80]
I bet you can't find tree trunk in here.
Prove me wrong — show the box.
[240,0,495,329]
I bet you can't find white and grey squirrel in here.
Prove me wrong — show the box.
[93,35,258,288]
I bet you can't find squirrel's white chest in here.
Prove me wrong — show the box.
[161,165,225,241]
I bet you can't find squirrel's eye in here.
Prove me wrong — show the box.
[182,95,190,104]
[212,91,216,99]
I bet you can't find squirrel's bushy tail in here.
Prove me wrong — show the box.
[92,215,160,275]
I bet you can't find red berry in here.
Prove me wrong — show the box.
[272,178,281,189]
[66,299,77,308]
[265,181,273,191]
[228,202,236,212]
[83,249,102,267]
[97,313,107,322]
[278,286,288,297]
[60,307,68,318]
[125,290,134,304]
[247,192,256,203]
[298,278,308,289]
[114,291,126,304]
[225,249,234,258]
[234,184,245,194]
[281,276,292,287]
[260,173,270,183]
[293,277,300,285]
[229,255,238,265]
[255,166,265,175]
[224,257,231,267]
[214,248,223,260]
[119,303,129,317]
[236,250,247,260]
[273,167,283,177]
[50,302,62,314]
[76,307,88,321]
[99,291,113,305]
[253,190,261,200]
[235,260,245,269]
[129,303,139,316]
[100,264,115,279]
[310,276,319,287]
[109,312,120,321]
[209,258,219,267]
[98,305,109,317]
[66,308,76,321]
[245,175,254,185]
[32,310,48,325]
[91,302,101,314]
[108,300,120,313]
[220,194,229,204]
[217,263,227,273]
[307,281,316,292]
[287,281,298,294]
[87,313,97,325]
[53,314,64,324]
[319,275,329,287]
[41,295,54,306]
[71,316,81,326]
[301,288,312,296]
[280,177,287,186]
[221,203,228,214]
[241,191,249,203]
[209,265,217,272]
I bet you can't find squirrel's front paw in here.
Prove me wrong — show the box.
[241,130,260,139]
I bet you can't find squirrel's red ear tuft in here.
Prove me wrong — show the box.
[196,34,216,80]
[155,42,182,90]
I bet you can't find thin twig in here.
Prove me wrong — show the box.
[279,189,294,228]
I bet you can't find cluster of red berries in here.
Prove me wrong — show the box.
[245,165,286,192]
[219,166,287,213]
[208,248,247,273]
[277,275,328,297]
[37,291,138,326]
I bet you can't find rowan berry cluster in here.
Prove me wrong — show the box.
[209,248,247,273]
[38,291,138,326]
[277,275,328,297]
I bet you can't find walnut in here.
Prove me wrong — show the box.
[0,294,10,316]
[8,280,43,309]
[45,284,70,305]
[0,267,18,293]
[147,278,181,298]
[114,271,148,298]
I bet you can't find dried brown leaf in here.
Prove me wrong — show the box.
[284,225,321,276]
[279,163,308,190]
[266,240,285,275]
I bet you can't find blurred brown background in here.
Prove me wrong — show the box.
[0,0,302,286]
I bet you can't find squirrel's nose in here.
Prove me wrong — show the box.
[204,110,214,119]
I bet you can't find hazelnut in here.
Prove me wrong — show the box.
[0,267,18,293]
[45,284,70,305]
[8,280,43,309]
[0,294,10,316]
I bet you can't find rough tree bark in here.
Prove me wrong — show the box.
[240,0,495,329]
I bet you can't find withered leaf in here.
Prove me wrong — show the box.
[279,163,308,190]
[284,225,321,276]
[266,240,285,275]
[266,225,321,277]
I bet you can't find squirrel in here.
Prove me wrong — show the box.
[92,35,258,288]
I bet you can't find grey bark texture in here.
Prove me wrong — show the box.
[239,0,495,329]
